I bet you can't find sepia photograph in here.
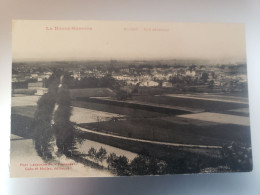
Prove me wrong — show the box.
[10,20,252,177]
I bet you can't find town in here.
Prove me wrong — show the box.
[12,60,248,97]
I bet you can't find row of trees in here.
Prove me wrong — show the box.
[86,142,252,176]
[61,74,121,89]
[32,69,76,161]
[86,147,167,176]
[32,70,60,160]
[54,84,76,156]
[107,153,168,176]
[88,147,107,164]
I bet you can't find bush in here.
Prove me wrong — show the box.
[107,153,131,176]
[113,156,131,176]
[107,151,167,176]
[130,154,167,175]
[96,147,107,164]
[88,147,97,159]
[107,153,117,168]
[221,142,252,172]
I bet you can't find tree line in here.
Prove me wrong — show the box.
[87,147,167,176]
[86,142,252,176]
[32,69,76,161]
[56,73,120,89]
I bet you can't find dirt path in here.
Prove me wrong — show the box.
[75,125,222,149]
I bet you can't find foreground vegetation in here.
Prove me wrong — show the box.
[83,142,252,176]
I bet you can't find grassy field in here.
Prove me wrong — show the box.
[164,93,248,103]
[12,89,36,95]
[78,117,251,146]
[12,95,40,107]
[11,106,36,118]
[11,114,34,138]
[72,101,168,118]
[70,88,116,99]
[74,93,251,147]
[77,97,192,114]
[75,128,222,160]
[11,94,251,149]
[10,91,252,173]
[132,95,249,112]
[178,112,249,126]
[71,106,124,124]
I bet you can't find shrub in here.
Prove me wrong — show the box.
[107,153,131,176]
[96,147,107,164]
[130,154,167,175]
[221,142,252,172]
[88,147,97,159]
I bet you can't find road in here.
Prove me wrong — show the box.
[76,125,222,149]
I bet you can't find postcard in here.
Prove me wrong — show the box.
[10,20,252,177]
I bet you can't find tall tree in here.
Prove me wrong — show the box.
[32,82,58,160]
[54,79,75,156]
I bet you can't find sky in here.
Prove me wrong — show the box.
[12,20,247,63]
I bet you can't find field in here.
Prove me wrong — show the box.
[11,114,34,138]
[11,95,40,107]
[12,94,251,148]
[70,88,116,99]
[12,89,36,95]
[178,112,249,126]
[78,117,251,146]
[164,93,248,103]
[11,92,252,173]
[71,106,124,123]
[73,92,251,147]
[131,94,249,112]
[72,101,168,118]
[11,96,39,137]
[11,106,36,118]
